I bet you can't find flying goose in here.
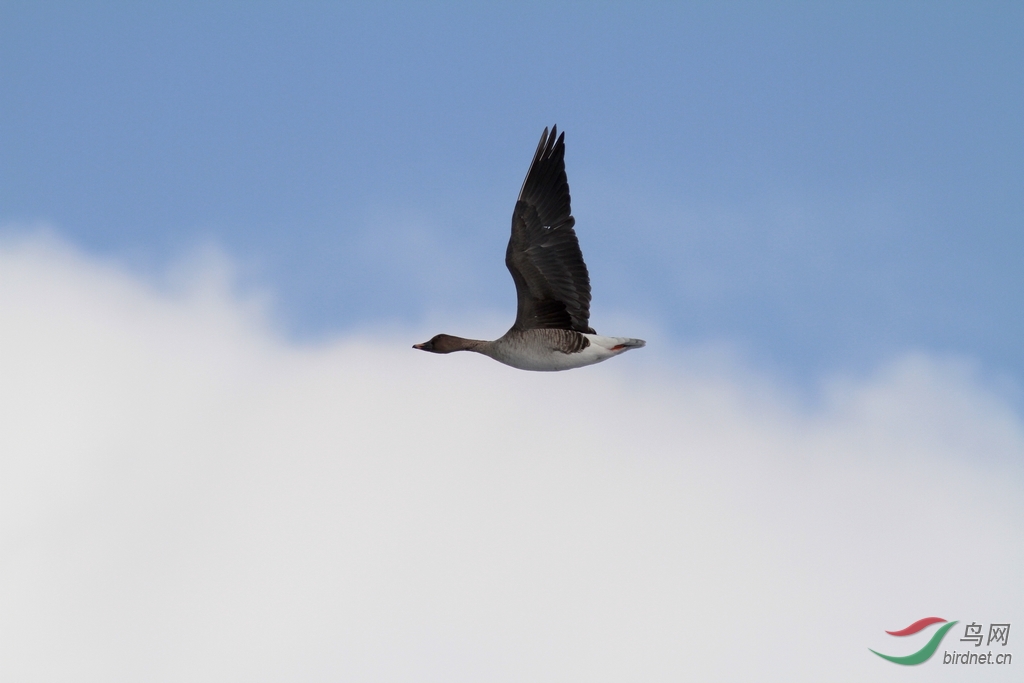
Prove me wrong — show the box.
[414,126,645,371]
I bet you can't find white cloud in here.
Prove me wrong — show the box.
[0,233,1021,682]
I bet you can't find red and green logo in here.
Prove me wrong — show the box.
[870,617,958,665]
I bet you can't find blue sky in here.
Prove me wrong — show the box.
[3,3,1022,385]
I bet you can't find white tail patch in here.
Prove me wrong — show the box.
[586,335,647,353]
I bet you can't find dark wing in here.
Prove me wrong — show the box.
[505,126,595,333]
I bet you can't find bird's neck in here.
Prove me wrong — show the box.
[444,336,489,353]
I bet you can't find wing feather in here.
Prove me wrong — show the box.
[505,126,594,333]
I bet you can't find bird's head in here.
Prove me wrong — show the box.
[412,334,467,354]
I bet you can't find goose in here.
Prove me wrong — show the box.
[414,126,645,371]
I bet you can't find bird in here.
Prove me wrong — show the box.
[414,126,645,371]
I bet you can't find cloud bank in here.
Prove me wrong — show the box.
[1,234,1021,682]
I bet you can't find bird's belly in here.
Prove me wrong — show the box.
[489,342,614,372]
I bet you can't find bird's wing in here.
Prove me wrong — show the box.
[505,126,594,333]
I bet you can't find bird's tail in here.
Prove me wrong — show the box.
[611,337,646,351]
[589,335,646,352]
